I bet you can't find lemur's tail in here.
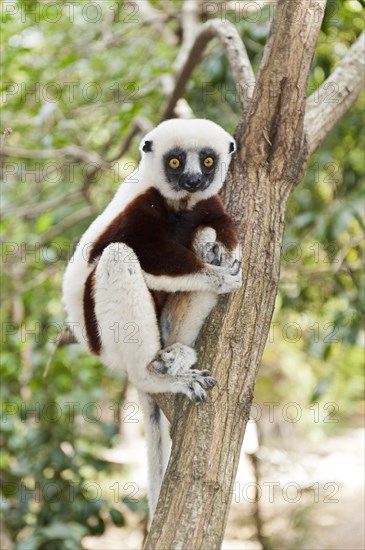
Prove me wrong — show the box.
[138,391,171,517]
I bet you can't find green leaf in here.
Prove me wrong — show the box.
[110,507,125,527]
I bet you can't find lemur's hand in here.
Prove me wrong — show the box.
[198,241,221,265]
[194,226,241,266]
[205,261,242,294]
[193,226,242,293]
[200,241,241,270]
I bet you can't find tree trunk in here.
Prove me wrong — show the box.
[145,1,363,547]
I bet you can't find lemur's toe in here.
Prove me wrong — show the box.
[188,384,208,403]
[201,376,217,389]
[210,243,222,265]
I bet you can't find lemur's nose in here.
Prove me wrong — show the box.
[180,172,204,192]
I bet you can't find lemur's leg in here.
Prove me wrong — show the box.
[93,243,216,518]
[93,243,216,401]
[160,291,217,347]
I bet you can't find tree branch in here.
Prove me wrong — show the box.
[0,144,110,167]
[161,0,202,118]
[305,30,365,156]
[180,0,201,50]
[108,116,153,163]
[3,191,83,220]
[231,0,327,198]
[37,206,96,247]
[161,18,255,119]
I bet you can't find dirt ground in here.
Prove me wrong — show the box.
[82,418,364,550]
[222,426,365,549]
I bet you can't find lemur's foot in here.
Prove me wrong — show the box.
[176,368,217,402]
[148,343,217,402]
[149,343,197,376]
[185,369,217,401]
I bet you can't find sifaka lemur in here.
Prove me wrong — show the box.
[62,118,242,516]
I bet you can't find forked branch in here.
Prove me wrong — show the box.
[162,18,255,119]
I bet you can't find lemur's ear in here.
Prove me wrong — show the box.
[229,139,236,154]
[142,140,153,153]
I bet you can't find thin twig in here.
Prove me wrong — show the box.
[3,191,83,219]
[80,116,152,193]
[0,128,12,146]
[43,326,77,378]
[38,205,96,246]
[1,144,110,168]
[108,116,153,163]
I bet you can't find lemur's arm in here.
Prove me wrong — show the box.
[135,239,241,294]
[190,196,241,275]
[197,195,238,251]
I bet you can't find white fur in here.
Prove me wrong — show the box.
[62,169,151,349]
[137,392,171,517]
[143,265,241,294]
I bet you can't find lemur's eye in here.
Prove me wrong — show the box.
[169,158,180,169]
[203,157,214,168]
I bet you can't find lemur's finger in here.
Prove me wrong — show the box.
[211,243,222,266]
[230,259,240,276]
[212,243,220,256]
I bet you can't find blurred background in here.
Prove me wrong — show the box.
[1,1,364,548]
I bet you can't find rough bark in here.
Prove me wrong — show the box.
[144,0,363,548]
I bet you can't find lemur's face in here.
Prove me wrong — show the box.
[139,119,236,203]
[163,146,218,193]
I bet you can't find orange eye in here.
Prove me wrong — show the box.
[203,156,214,168]
[169,158,180,169]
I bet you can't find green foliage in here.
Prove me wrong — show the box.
[1,0,364,547]
[1,341,129,548]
